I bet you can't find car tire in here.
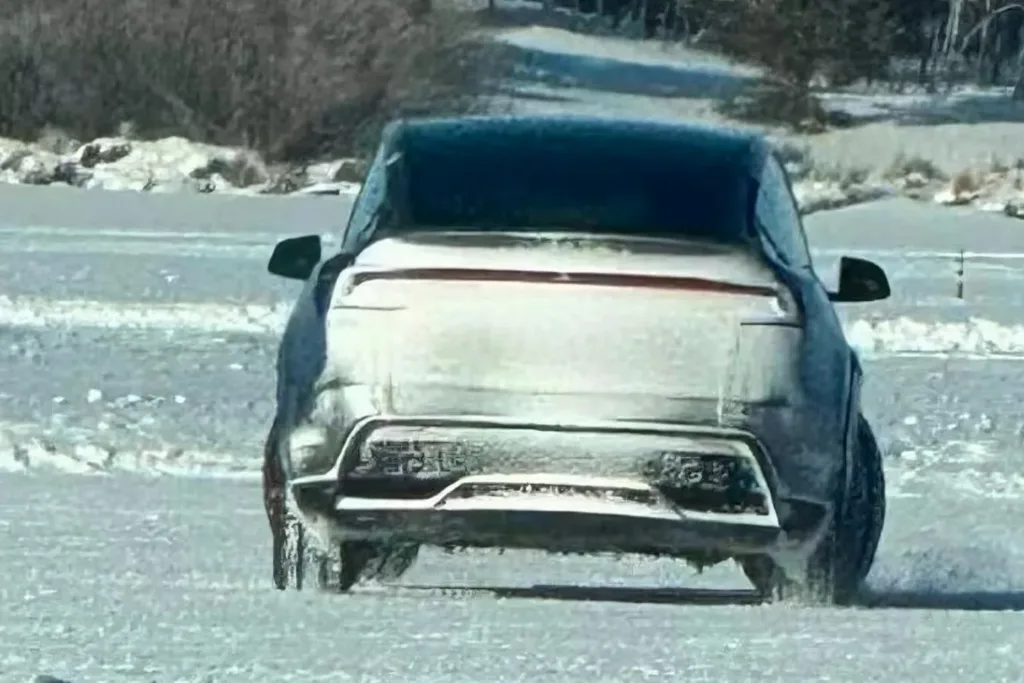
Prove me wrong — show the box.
[370,543,421,582]
[740,412,885,605]
[320,542,421,592]
[272,506,338,591]
[273,511,311,590]
[853,413,886,583]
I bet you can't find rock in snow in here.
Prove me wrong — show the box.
[0,135,361,197]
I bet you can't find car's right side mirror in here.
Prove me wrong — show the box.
[268,234,322,281]
[829,256,890,303]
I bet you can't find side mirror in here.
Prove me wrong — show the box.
[268,235,322,280]
[830,256,890,303]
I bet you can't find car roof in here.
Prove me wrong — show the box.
[385,115,765,172]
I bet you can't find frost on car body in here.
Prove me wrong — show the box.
[265,115,890,603]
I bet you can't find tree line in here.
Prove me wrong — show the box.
[537,0,1024,106]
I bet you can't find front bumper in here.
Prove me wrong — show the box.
[290,415,828,559]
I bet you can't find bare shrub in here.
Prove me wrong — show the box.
[951,169,979,197]
[0,0,501,161]
[716,80,832,132]
[884,154,947,182]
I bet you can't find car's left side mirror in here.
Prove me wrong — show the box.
[268,234,322,280]
[829,256,890,303]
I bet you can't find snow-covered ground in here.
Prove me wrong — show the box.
[7,20,1024,683]
[4,183,1024,681]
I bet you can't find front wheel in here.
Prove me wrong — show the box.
[740,413,886,605]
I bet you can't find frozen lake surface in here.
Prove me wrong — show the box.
[4,185,1024,682]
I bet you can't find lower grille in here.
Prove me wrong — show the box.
[644,452,770,516]
[339,422,774,517]
[656,484,769,516]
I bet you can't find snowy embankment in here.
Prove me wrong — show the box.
[778,137,1024,218]
[6,122,1024,218]
[0,135,362,197]
[787,151,1024,219]
[7,131,1024,218]
[778,87,1024,217]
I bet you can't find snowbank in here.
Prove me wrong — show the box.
[778,142,1024,218]
[791,178,895,215]
[778,109,1024,219]
[931,166,1024,219]
[0,132,912,215]
[777,140,957,216]
[4,130,1024,219]
[0,135,363,197]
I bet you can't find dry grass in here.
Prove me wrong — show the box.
[951,169,979,197]
[884,154,947,182]
[0,0,503,161]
